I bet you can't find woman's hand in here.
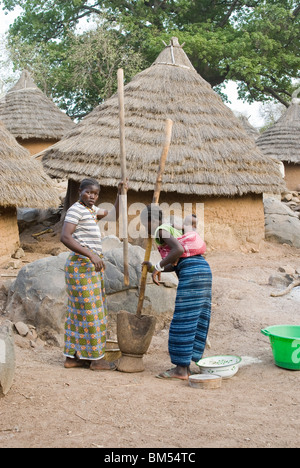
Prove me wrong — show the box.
[61,223,105,270]
[142,261,161,286]
[152,269,161,286]
[90,253,105,272]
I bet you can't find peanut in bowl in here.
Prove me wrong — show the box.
[196,355,242,379]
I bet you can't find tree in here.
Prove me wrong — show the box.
[5,23,146,118]
[2,0,299,118]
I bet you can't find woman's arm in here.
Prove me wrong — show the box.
[151,230,184,285]
[60,222,105,272]
[158,230,184,267]
[143,261,176,273]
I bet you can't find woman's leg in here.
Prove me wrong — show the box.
[64,254,108,363]
[168,257,212,369]
[192,298,212,363]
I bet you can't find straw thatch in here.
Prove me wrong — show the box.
[0,70,75,141]
[256,89,300,165]
[41,37,284,197]
[0,120,60,208]
[238,115,259,141]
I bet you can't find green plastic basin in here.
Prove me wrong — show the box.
[261,325,300,370]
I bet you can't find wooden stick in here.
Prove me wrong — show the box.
[136,236,153,317]
[1,273,19,277]
[117,68,129,287]
[271,278,300,297]
[136,119,173,316]
[31,228,53,238]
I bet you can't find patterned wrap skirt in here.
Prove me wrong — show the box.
[64,253,107,360]
[169,255,212,367]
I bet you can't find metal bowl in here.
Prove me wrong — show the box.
[196,355,242,379]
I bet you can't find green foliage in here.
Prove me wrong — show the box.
[2,0,299,118]
[6,23,146,118]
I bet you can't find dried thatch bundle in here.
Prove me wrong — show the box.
[0,70,75,141]
[256,89,300,164]
[0,120,60,208]
[42,37,284,197]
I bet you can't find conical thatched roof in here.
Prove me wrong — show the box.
[238,115,259,141]
[256,89,300,164]
[41,37,284,196]
[0,120,60,208]
[0,70,75,141]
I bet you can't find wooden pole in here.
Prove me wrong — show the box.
[136,118,173,316]
[117,68,129,287]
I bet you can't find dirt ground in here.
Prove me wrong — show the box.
[0,229,300,448]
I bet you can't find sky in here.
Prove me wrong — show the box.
[0,6,21,34]
[0,6,266,128]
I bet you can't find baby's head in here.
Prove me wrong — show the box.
[183,214,198,232]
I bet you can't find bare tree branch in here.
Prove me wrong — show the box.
[292,4,300,17]
[218,0,241,28]
[263,86,290,107]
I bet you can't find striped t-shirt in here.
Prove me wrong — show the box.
[65,202,102,255]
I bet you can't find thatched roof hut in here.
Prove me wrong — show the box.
[0,120,59,209]
[41,37,285,249]
[42,37,283,197]
[256,89,300,191]
[0,70,75,155]
[0,120,60,256]
[238,115,259,141]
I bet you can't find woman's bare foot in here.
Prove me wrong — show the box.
[156,365,190,380]
[90,359,117,371]
[64,357,90,369]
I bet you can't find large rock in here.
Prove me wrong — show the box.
[17,207,61,232]
[0,321,15,397]
[264,197,300,248]
[5,241,178,344]
[6,252,69,344]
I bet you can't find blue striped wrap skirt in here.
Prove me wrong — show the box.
[169,255,212,367]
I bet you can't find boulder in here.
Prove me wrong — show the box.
[102,235,122,252]
[17,207,40,224]
[0,321,15,397]
[12,248,25,259]
[5,241,178,344]
[6,252,69,345]
[17,207,61,232]
[264,197,300,248]
[268,274,292,288]
[14,321,30,337]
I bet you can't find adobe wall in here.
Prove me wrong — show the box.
[284,163,300,192]
[17,139,58,156]
[201,195,265,249]
[0,207,20,258]
[90,184,265,250]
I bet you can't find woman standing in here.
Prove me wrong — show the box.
[142,204,212,381]
[61,178,126,371]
